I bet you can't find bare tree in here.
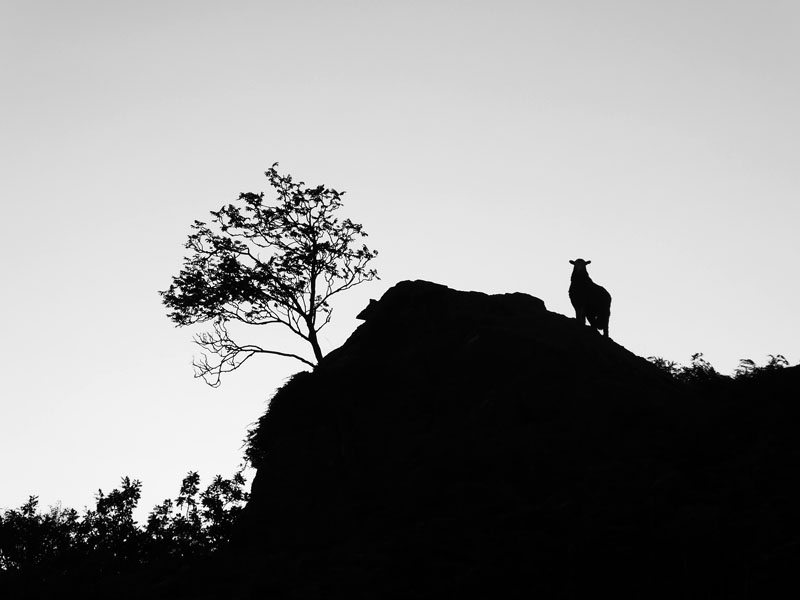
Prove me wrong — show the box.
[160,163,378,386]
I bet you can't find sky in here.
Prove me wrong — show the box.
[1,0,798,520]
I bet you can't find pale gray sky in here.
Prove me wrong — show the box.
[1,0,798,518]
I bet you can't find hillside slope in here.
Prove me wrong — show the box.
[223,280,800,598]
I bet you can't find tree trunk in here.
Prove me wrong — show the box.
[307,324,324,364]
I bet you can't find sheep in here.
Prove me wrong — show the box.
[568,258,612,338]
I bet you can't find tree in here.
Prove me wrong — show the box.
[0,469,251,593]
[80,477,145,571]
[0,496,80,573]
[160,164,379,386]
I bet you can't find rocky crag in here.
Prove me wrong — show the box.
[224,280,800,598]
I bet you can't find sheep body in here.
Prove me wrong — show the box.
[568,258,612,338]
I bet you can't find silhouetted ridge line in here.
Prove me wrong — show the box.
[236,280,711,597]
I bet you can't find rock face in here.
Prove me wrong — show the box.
[230,280,800,598]
[195,279,800,599]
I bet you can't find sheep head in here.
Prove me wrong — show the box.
[569,258,592,275]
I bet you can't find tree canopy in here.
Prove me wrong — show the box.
[0,470,249,586]
[160,164,378,386]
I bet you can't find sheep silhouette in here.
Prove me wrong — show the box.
[568,258,612,338]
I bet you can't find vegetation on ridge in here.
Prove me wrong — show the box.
[648,352,792,384]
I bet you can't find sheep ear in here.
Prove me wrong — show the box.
[569,260,575,265]
[586,260,591,265]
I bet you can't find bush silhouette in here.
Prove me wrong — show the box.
[734,354,790,379]
[648,352,793,384]
[0,469,249,588]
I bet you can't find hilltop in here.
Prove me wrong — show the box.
[226,280,799,598]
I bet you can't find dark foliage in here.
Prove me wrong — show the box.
[0,469,249,595]
[733,353,790,379]
[647,351,728,386]
[0,496,82,574]
[160,163,378,386]
[648,352,793,384]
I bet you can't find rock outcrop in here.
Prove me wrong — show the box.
[228,280,800,598]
